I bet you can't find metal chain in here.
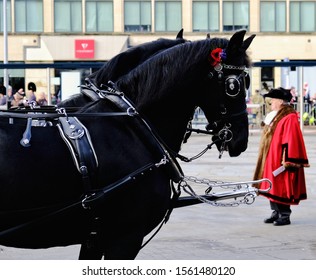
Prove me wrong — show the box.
[180,175,259,207]
[183,175,226,189]
[223,64,248,71]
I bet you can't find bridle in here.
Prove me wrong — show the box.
[196,50,250,157]
[206,62,249,132]
[183,49,250,159]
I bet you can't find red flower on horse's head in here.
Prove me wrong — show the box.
[209,48,226,67]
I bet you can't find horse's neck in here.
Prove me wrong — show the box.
[140,105,194,153]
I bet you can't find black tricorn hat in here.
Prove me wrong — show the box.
[263,87,292,102]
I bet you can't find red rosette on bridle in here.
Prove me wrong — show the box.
[209,48,226,67]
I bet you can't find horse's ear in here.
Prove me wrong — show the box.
[242,34,256,51]
[176,29,184,39]
[226,30,247,54]
[226,29,255,55]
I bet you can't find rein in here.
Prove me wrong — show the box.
[0,109,130,119]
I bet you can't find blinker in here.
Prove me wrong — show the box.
[225,75,241,97]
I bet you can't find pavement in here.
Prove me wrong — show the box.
[0,127,315,260]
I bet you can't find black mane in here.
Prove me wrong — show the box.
[60,32,186,108]
[116,37,229,109]
[89,31,186,86]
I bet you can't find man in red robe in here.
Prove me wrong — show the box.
[253,87,309,226]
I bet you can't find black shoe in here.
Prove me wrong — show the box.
[273,217,291,226]
[264,216,278,223]
[264,211,279,223]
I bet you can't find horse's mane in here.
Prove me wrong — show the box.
[59,34,186,108]
[115,37,230,108]
[88,35,186,86]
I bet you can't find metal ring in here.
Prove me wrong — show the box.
[218,127,233,142]
[127,107,137,116]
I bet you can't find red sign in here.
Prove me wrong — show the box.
[75,39,95,58]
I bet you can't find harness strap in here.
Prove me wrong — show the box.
[57,116,98,192]
[80,85,101,102]
[81,162,159,209]
[85,79,184,183]
[20,118,32,147]
[211,64,226,115]
[0,110,129,119]
[84,80,139,116]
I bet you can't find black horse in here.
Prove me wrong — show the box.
[0,30,255,259]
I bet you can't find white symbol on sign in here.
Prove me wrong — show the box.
[81,43,88,49]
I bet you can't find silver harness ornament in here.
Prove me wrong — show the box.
[179,176,272,207]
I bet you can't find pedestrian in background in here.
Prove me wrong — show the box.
[0,84,6,107]
[253,87,309,226]
[6,85,13,103]
[27,82,37,104]
[36,92,48,106]
[10,88,26,108]
[290,86,298,103]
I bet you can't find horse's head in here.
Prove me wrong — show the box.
[199,30,256,157]
[113,31,255,157]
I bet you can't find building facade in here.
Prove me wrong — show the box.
[1,0,316,97]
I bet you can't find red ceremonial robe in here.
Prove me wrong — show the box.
[254,108,309,205]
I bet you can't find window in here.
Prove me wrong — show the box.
[193,1,219,32]
[223,1,249,31]
[155,0,182,32]
[0,62,25,93]
[15,0,43,32]
[86,0,113,32]
[261,65,274,81]
[0,0,12,32]
[124,1,151,32]
[54,0,82,33]
[290,1,316,32]
[261,1,286,32]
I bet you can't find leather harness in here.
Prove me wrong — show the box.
[0,79,184,213]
